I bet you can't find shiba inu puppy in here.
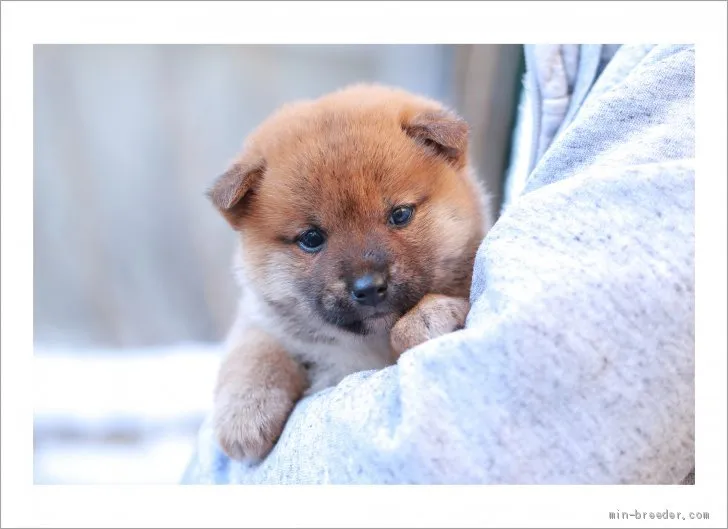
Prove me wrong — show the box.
[208,85,491,460]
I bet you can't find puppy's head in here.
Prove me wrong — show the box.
[209,85,488,338]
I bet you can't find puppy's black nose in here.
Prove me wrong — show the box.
[351,273,388,306]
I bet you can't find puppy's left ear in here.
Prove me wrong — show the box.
[403,111,470,168]
[207,155,265,229]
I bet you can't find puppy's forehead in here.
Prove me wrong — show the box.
[269,106,401,165]
[260,116,431,214]
[243,87,458,227]
[254,87,442,170]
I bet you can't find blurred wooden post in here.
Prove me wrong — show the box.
[451,44,524,221]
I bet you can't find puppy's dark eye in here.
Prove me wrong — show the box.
[389,205,414,227]
[297,228,326,253]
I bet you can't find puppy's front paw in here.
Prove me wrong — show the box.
[390,295,470,356]
[213,388,296,462]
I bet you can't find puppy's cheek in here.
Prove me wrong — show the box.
[322,280,348,304]
[426,206,484,290]
[248,247,305,293]
[320,292,338,311]
[389,244,432,301]
[314,279,356,317]
[388,273,430,316]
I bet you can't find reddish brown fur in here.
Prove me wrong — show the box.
[208,84,491,461]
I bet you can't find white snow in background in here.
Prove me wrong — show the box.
[34,343,222,484]
[34,434,197,484]
[34,343,221,429]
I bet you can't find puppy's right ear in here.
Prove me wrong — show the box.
[207,156,265,229]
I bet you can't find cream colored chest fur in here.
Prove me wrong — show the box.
[227,288,394,395]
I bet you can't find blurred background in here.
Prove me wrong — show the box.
[33,44,524,483]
